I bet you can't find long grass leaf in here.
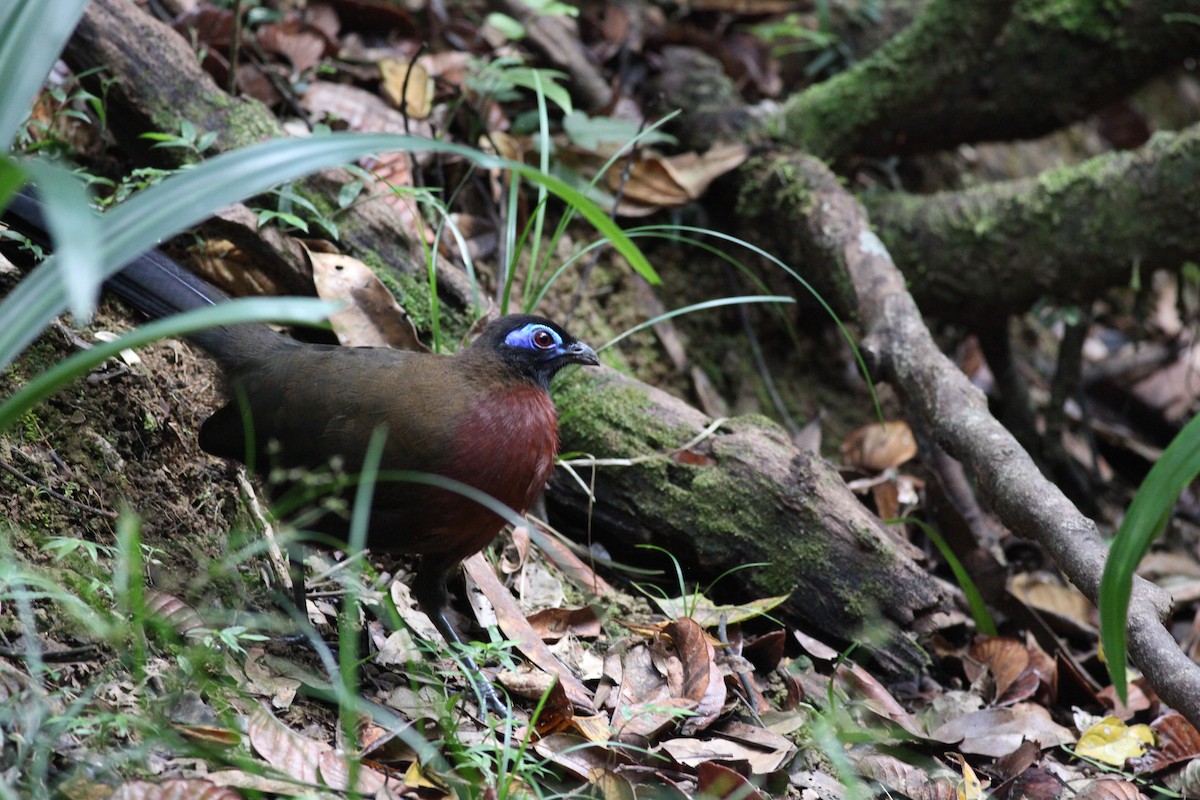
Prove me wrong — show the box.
[1100,411,1200,701]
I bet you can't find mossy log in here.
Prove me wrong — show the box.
[550,366,951,675]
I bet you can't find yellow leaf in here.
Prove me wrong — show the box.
[1076,715,1155,766]
[950,753,984,800]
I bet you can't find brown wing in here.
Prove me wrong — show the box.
[199,345,474,476]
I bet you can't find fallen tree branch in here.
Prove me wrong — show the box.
[747,151,1200,730]
[866,123,1200,324]
[767,0,1016,161]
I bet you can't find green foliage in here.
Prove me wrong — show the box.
[1101,411,1200,702]
[140,119,219,156]
[253,182,341,239]
[898,518,997,636]
[747,0,880,77]
[467,57,573,119]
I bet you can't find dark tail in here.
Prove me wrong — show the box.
[4,188,289,369]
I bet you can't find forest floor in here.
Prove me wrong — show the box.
[4,0,1200,798]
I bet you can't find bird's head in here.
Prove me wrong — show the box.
[472,314,599,389]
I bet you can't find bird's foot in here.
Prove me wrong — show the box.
[461,655,507,716]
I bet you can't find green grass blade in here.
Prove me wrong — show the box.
[599,295,794,351]
[1100,411,1200,701]
[0,0,89,150]
[901,518,997,636]
[1,133,656,370]
[19,162,103,321]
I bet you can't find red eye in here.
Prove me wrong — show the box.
[533,329,556,348]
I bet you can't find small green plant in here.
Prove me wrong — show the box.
[14,67,116,157]
[140,119,219,156]
[191,625,270,655]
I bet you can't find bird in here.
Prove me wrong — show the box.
[3,190,599,710]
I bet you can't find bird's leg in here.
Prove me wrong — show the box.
[412,559,506,715]
[289,544,308,615]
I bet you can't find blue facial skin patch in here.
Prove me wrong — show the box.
[504,323,563,352]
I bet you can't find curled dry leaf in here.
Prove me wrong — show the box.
[527,606,603,642]
[968,636,1031,704]
[1128,710,1200,773]
[609,142,750,216]
[1075,779,1149,800]
[659,618,727,735]
[500,525,532,574]
[840,420,917,472]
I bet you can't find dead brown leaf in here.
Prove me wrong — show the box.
[527,606,603,642]
[656,618,726,734]
[462,552,596,712]
[110,779,243,800]
[612,143,748,214]
[856,753,956,800]
[929,703,1073,757]
[1128,710,1200,773]
[379,57,433,118]
[258,18,333,73]
[309,247,427,350]
[247,703,329,785]
[841,420,918,472]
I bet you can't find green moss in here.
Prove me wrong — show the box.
[1019,0,1130,41]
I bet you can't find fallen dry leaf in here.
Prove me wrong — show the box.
[110,780,242,800]
[856,753,957,800]
[697,761,767,800]
[463,552,596,712]
[1075,779,1148,800]
[380,56,433,118]
[607,142,749,215]
[1128,710,1200,773]
[247,702,326,785]
[930,703,1073,757]
[651,592,788,628]
[656,617,726,735]
[527,606,602,642]
[841,420,918,472]
[309,247,428,350]
[1009,572,1096,629]
[1075,715,1155,767]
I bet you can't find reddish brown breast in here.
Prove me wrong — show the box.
[431,384,559,555]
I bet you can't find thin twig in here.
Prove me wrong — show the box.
[0,459,117,519]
